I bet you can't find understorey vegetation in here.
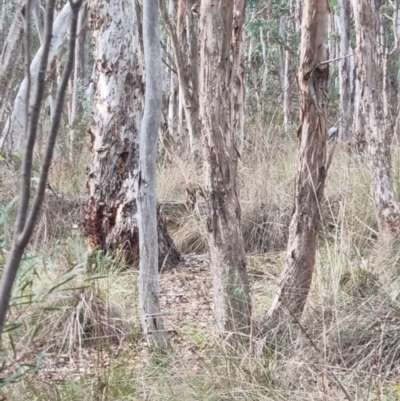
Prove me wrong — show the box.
[0,0,400,400]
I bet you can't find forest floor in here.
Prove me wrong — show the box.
[1,127,400,400]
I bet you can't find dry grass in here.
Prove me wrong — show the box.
[1,114,400,400]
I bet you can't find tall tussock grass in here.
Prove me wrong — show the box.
[1,113,400,400]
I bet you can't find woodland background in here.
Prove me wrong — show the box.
[0,0,400,400]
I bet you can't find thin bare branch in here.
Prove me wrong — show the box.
[15,0,56,236]
[0,0,84,344]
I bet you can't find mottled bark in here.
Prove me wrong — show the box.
[265,0,329,329]
[351,0,400,240]
[85,0,180,270]
[199,0,251,336]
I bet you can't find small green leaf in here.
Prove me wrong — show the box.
[84,275,108,282]
[3,323,22,333]
[0,369,25,389]
[59,285,92,291]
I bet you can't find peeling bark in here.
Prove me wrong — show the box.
[199,0,252,336]
[351,0,400,240]
[265,0,329,330]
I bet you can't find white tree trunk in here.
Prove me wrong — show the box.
[0,2,72,151]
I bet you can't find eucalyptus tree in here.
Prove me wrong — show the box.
[138,0,170,350]
[351,0,400,240]
[336,0,352,141]
[199,0,252,336]
[85,0,180,270]
[265,0,330,329]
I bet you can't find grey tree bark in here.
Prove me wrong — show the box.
[32,0,44,43]
[260,27,268,95]
[336,0,352,141]
[351,0,400,240]
[69,4,87,163]
[138,0,170,350]
[199,0,252,337]
[265,0,329,330]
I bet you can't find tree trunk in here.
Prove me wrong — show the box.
[138,0,170,350]
[32,0,45,44]
[380,14,391,128]
[265,0,329,330]
[0,2,72,151]
[394,2,400,140]
[351,0,400,240]
[260,27,268,96]
[353,64,366,151]
[199,0,252,336]
[69,5,87,163]
[0,0,24,137]
[85,0,180,271]
[0,0,10,46]
[336,0,352,141]
[160,0,186,158]
[283,49,291,134]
